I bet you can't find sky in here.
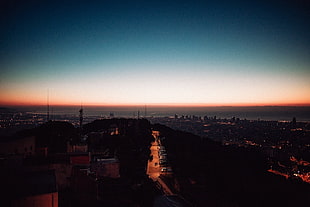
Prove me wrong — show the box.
[1,0,310,106]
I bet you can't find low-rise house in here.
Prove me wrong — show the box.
[0,136,35,157]
[91,157,120,178]
[67,142,88,153]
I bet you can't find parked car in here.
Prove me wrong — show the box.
[161,167,173,173]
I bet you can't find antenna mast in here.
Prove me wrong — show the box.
[79,104,83,130]
[47,89,50,122]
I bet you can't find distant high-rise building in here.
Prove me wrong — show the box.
[109,112,114,118]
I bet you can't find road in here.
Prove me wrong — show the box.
[147,131,193,206]
[147,141,161,181]
[147,131,174,195]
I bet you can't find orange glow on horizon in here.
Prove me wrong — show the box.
[1,99,310,107]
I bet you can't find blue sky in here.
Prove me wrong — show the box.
[1,0,310,105]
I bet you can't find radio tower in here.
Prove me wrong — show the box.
[47,89,50,122]
[79,105,83,130]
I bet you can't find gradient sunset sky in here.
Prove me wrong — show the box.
[1,0,310,106]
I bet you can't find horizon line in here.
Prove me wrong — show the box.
[1,102,310,108]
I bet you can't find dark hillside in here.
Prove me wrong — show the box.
[153,123,310,207]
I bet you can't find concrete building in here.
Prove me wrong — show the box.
[0,136,35,157]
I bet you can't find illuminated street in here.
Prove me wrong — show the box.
[147,141,161,181]
[147,131,175,195]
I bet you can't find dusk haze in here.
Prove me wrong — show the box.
[1,0,310,106]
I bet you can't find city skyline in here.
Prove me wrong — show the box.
[1,0,310,106]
